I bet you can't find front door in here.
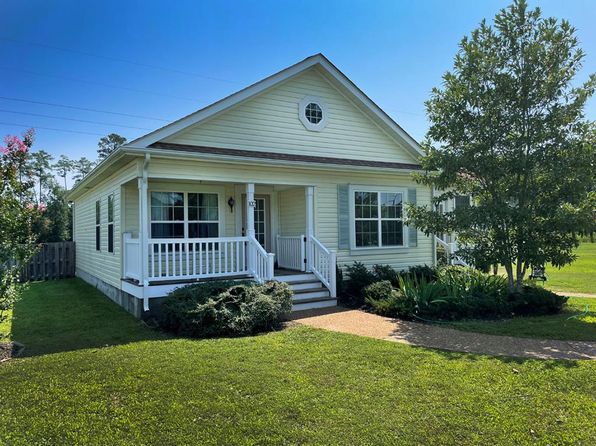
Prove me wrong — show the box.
[242,195,271,251]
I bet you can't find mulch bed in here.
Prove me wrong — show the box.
[0,342,24,362]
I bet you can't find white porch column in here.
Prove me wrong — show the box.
[138,154,150,311]
[246,183,256,274]
[305,186,314,271]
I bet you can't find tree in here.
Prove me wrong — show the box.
[28,149,54,204]
[72,157,95,183]
[35,184,72,243]
[0,131,40,335]
[53,154,74,190]
[97,133,126,160]
[408,0,596,293]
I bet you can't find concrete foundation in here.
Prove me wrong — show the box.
[76,268,144,318]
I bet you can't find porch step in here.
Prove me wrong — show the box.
[292,297,338,312]
[275,273,317,282]
[293,287,330,300]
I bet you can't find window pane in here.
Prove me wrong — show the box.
[189,193,218,222]
[151,192,183,222]
[189,223,219,238]
[151,223,184,238]
[108,224,114,253]
[355,220,378,247]
[354,191,378,219]
[381,220,403,246]
[380,193,402,219]
[107,195,114,222]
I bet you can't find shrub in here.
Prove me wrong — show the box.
[372,264,400,287]
[509,286,568,316]
[342,262,376,307]
[402,265,438,283]
[365,266,567,321]
[364,280,394,304]
[160,280,293,337]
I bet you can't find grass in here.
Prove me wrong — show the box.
[0,278,166,356]
[1,280,595,445]
[542,242,596,294]
[448,296,596,342]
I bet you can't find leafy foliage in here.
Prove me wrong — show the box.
[160,280,293,337]
[408,0,596,293]
[97,133,126,160]
[0,130,40,335]
[366,266,567,321]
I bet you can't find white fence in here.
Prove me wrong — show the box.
[276,235,305,271]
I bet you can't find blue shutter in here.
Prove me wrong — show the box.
[407,188,417,247]
[338,184,350,249]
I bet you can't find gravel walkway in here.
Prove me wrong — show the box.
[291,307,596,360]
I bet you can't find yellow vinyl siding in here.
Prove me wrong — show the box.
[278,187,306,236]
[164,67,417,164]
[148,157,433,271]
[73,162,138,288]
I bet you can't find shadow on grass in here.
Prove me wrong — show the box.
[9,278,168,357]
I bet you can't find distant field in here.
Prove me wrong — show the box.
[542,242,595,294]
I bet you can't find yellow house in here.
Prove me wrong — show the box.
[68,54,434,317]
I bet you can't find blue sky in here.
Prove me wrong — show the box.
[1,0,595,162]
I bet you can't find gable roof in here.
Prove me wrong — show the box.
[127,53,423,159]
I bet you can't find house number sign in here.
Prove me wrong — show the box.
[248,200,256,207]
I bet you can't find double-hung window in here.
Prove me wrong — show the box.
[353,189,405,248]
[150,191,219,239]
[107,194,114,253]
[95,200,101,251]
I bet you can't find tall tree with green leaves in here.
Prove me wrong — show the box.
[53,154,74,190]
[28,150,54,204]
[72,157,95,183]
[408,0,596,293]
[97,133,126,160]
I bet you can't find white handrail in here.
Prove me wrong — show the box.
[307,235,337,297]
[276,234,305,271]
[435,235,469,267]
[248,236,274,282]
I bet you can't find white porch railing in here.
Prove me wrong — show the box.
[123,235,275,284]
[276,235,305,271]
[307,235,337,297]
[435,236,469,267]
[123,233,141,281]
[147,237,250,281]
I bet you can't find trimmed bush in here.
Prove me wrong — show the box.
[160,280,293,337]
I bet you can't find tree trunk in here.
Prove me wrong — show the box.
[504,263,515,294]
[514,260,526,293]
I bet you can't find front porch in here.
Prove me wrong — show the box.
[120,178,336,311]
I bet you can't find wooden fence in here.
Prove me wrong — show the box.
[20,242,76,282]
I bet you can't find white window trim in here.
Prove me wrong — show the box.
[298,95,328,131]
[348,185,409,251]
[148,187,225,239]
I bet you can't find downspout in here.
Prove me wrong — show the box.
[139,153,151,312]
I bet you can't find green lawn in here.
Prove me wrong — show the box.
[543,242,596,294]
[448,296,596,341]
[1,280,595,445]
